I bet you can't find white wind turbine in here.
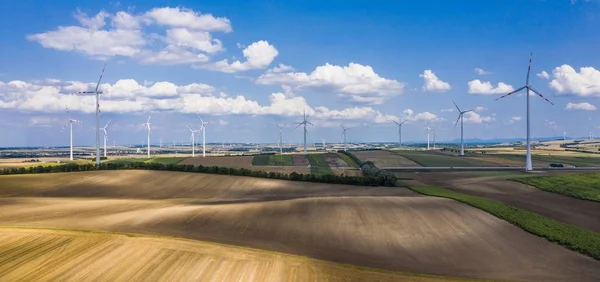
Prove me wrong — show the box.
[424,120,433,150]
[61,109,83,161]
[295,110,313,154]
[78,63,106,168]
[186,125,199,157]
[198,115,211,157]
[453,101,475,156]
[393,119,407,146]
[141,115,151,159]
[340,125,350,151]
[101,119,111,157]
[275,123,284,154]
[494,53,554,171]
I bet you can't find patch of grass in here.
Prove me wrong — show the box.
[410,185,600,261]
[251,155,269,166]
[493,153,600,167]
[515,173,600,202]
[148,157,185,165]
[394,151,491,167]
[306,154,334,176]
[337,152,359,168]
[104,158,147,164]
[268,155,293,166]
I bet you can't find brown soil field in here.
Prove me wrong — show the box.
[354,150,420,167]
[411,172,600,232]
[1,171,599,281]
[0,228,462,282]
[331,168,361,177]
[291,154,309,166]
[463,155,525,167]
[178,156,254,167]
[246,166,312,175]
[322,153,350,168]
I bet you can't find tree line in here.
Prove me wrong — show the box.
[337,150,397,186]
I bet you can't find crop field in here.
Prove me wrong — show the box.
[336,152,359,167]
[0,158,91,169]
[105,157,185,165]
[321,153,350,168]
[251,154,294,166]
[515,172,600,202]
[353,150,420,167]
[178,155,254,167]
[246,165,312,175]
[393,151,494,167]
[0,228,460,282]
[291,154,309,166]
[1,170,600,281]
[306,154,334,176]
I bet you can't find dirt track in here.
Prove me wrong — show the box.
[1,171,600,281]
[411,172,600,232]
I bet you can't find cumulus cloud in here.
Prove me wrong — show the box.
[548,65,600,97]
[256,62,405,105]
[468,79,514,94]
[565,102,597,111]
[419,70,451,92]
[474,68,492,75]
[537,71,550,79]
[508,116,522,124]
[0,78,403,126]
[462,111,494,124]
[27,7,276,71]
[400,109,438,122]
[270,63,294,73]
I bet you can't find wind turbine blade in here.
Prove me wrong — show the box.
[295,123,302,129]
[147,115,151,123]
[393,121,400,125]
[307,121,314,126]
[526,52,532,85]
[452,100,461,112]
[454,115,461,128]
[528,86,555,105]
[94,62,107,93]
[494,86,526,101]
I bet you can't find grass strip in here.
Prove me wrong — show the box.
[268,155,293,166]
[336,152,359,168]
[409,185,600,261]
[306,154,334,176]
[514,173,600,202]
[251,155,269,165]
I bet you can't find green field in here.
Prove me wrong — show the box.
[105,157,185,165]
[394,151,492,167]
[336,152,359,168]
[409,185,600,261]
[251,155,294,166]
[306,154,334,176]
[494,153,600,167]
[515,173,600,202]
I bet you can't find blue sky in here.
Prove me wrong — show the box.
[1,0,600,147]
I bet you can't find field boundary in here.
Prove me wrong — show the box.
[408,185,600,261]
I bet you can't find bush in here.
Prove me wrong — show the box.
[338,150,397,186]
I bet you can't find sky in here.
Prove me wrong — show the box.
[1,0,600,147]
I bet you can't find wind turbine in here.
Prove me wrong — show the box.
[101,119,111,157]
[494,53,554,171]
[340,125,350,151]
[295,110,313,154]
[392,119,407,146]
[198,115,211,157]
[275,123,284,154]
[453,101,475,156]
[78,63,106,168]
[424,120,433,150]
[61,109,83,161]
[186,125,199,157]
[142,115,151,159]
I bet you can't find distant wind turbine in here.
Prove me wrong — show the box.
[424,120,433,150]
[340,125,350,151]
[494,53,554,171]
[275,123,284,154]
[295,110,313,154]
[453,101,475,156]
[61,109,83,161]
[101,119,111,157]
[393,119,407,146]
[142,115,151,159]
[198,115,211,157]
[186,125,199,157]
[77,63,106,168]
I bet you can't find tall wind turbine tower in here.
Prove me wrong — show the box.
[393,120,407,146]
[340,125,350,151]
[275,123,284,154]
[101,119,111,157]
[424,120,433,150]
[295,110,313,154]
[494,53,554,171]
[61,109,83,161]
[186,125,199,157]
[142,115,151,159]
[78,63,106,168]
[453,101,474,156]
[198,116,211,157]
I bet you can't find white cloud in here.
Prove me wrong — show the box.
[0,78,401,126]
[197,40,278,72]
[548,65,600,97]
[474,106,485,112]
[468,79,514,94]
[565,102,597,111]
[400,109,438,122]
[256,62,405,105]
[144,7,232,32]
[270,63,294,73]
[441,108,454,112]
[462,111,494,124]
[508,116,522,124]
[537,71,550,79]
[218,119,229,127]
[28,116,64,128]
[474,68,492,75]
[419,70,451,92]
[164,28,223,54]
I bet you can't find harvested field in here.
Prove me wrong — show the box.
[322,153,350,168]
[0,228,456,282]
[1,170,600,281]
[332,168,361,177]
[353,150,420,167]
[178,155,254,167]
[252,155,294,166]
[306,154,334,176]
[395,151,494,167]
[411,172,600,233]
[247,166,312,175]
[291,154,309,166]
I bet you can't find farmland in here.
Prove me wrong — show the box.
[515,172,600,202]
[251,154,294,166]
[306,154,334,176]
[353,150,420,167]
[105,157,185,165]
[178,155,254,167]
[394,151,494,167]
[1,170,599,281]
